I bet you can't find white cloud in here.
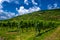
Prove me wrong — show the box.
[5,12,15,18]
[53,3,59,8]
[0,4,3,9]
[48,3,59,9]
[0,10,3,12]
[24,0,29,5]
[16,6,29,15]
[0,0,40,19]
[4,12,16,18]
[0,0,10,4]
[0,16,7,19]
[0,0,17,19]
[0,4,3,14]
[15,1,19,4]
[24,0,38,5]
[0,0,2,3]
[0,16,7,20]
[48,4,53,9]
[16,6,40,15]
[32,0,38,5]
[0,0,10,14]
[0,0,18,4]
[0,10,16,19]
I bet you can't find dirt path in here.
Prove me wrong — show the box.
[45,26,60,40]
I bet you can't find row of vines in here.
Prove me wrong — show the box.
[0,20,58,33]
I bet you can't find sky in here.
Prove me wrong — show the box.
[0,0,60,20]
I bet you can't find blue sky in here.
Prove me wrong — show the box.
[0,0,60,20]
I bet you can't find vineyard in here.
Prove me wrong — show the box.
[0,9,60,40]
